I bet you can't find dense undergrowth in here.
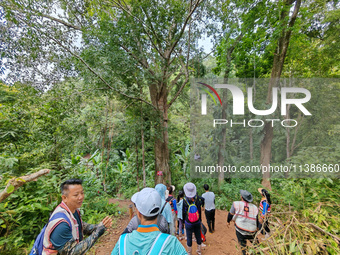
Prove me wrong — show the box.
[0,165,120,255]
[1,150,339,255]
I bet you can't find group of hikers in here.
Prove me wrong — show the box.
[30,179,272,255]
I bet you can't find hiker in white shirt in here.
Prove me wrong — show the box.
[201,184,215,233]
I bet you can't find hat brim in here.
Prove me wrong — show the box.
[185,193,196,198]
[258,188,264,194]
[131,192,139,204]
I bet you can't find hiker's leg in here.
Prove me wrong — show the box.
[249,232,258,245]
[264,219,270,233]
[172,211,177,235]
[235,230,247,255]
[258,221,264,235]
[187,245,192,255]
[186,223,193,247]
[193,223,202,245]
[211,209,215,232]
[179,219,184,240]
[176,219,180,235]
[205,209,212,233]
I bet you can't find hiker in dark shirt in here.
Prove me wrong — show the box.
[183,182,203,255]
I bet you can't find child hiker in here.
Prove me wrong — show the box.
[177,190,185,240]
[258,188,272,240]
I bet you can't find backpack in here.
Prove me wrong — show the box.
[29,212,71,255]
[166,196,174,208]
[184,198,199,223]
[119,232,170,255]
[157,202,170,234]
[200,223,207,242]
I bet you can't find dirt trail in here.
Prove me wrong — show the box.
[93,199,243,254]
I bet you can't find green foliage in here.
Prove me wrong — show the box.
[0,151,122,254]
[250,178,340,254]
[0,1,339,254]
[0,174,59,254]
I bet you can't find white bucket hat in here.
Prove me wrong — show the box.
[183,182,196,198]
[131,188,161,217]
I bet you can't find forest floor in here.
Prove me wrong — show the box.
[91,198,256,255]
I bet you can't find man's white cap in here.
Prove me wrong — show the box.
[131,188,161,217]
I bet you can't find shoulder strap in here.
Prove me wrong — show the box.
[148,233,171,255]
[160,202,167,214]
[50,212,72,227]
[119,233,128,255]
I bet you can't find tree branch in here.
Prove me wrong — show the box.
[139,6,166,59]
[45,33,156,108]
[0,169,51,203]
[167,58,190,108]
[119,44,156,77]
[16,15,156,109]
[38,13,82,30]
[165,0,203,59]
[307,223,340,244]
[5,2,82,30]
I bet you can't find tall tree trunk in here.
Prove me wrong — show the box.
[141,88,146,188]
[285,80,291,178]
[261,121,274,189]
[100,96,109,178]
[149,83,171,185]
[218,64,229,185]
[104,103,114,191]
[218,88,227,185]
[260,0,301,190]
[218,33,244,185]
[249,129,253,161]
[135,136,140,191]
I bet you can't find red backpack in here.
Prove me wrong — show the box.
[184,197,199,223]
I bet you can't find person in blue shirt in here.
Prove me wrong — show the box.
[111,187,187,255]
[258,188,272,240]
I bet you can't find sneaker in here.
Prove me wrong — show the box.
[201,243,206,247]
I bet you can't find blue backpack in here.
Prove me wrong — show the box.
[30,212,71,255]
[184,198,199,223]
